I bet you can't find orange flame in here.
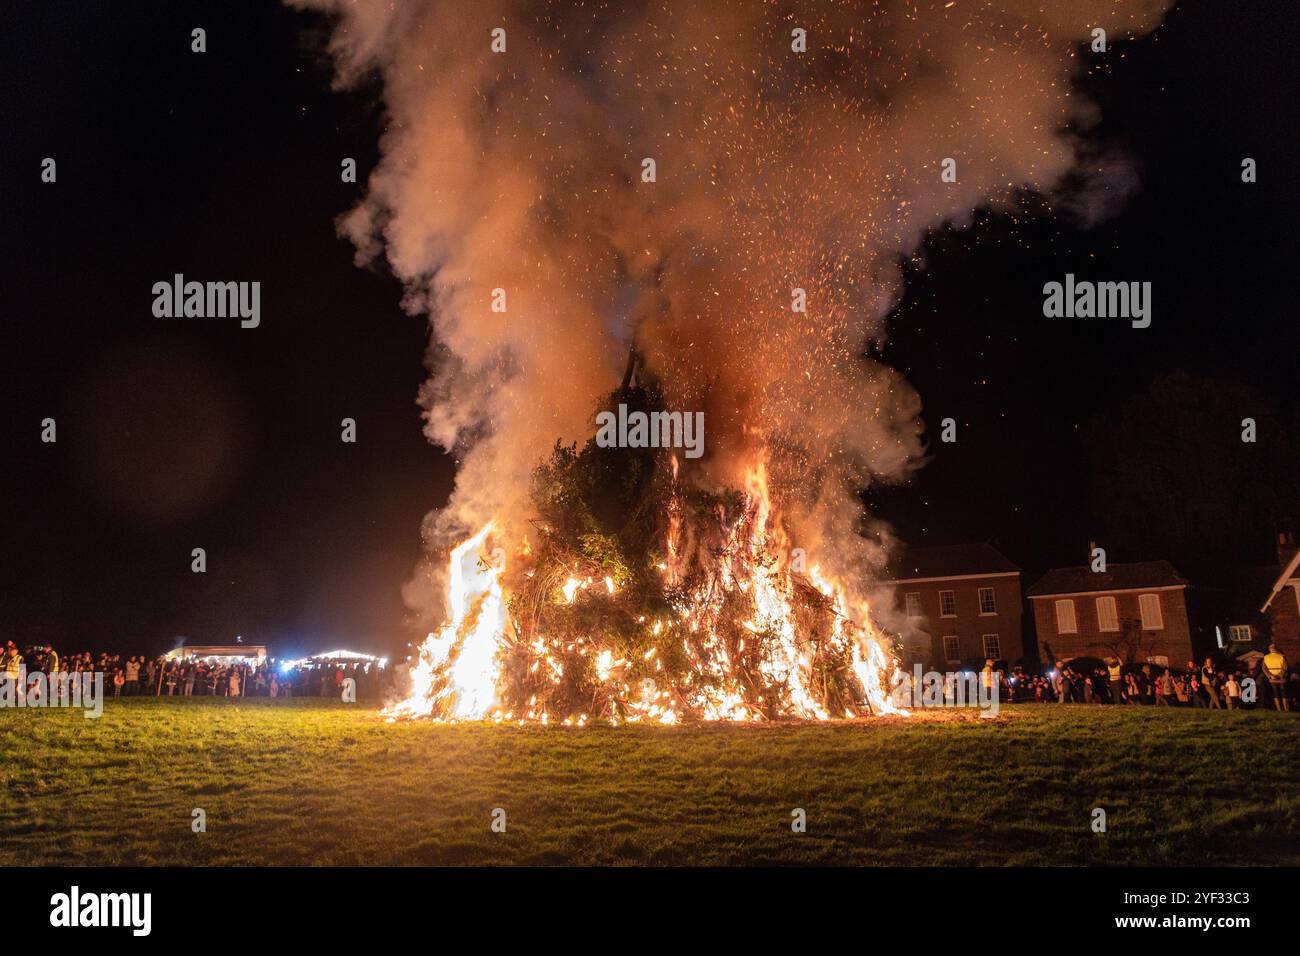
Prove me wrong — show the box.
[386,467,905,722]
[383,522,506,721]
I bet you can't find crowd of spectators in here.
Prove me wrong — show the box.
[991,644,1296,711]
[0,640,390,700]
[4,638,1296,712]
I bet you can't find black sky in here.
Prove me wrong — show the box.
[2,1,1296,657]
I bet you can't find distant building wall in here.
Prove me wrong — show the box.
[893,573,1023,667]
[1030,587,1192,666]
[1266,585,1300,661]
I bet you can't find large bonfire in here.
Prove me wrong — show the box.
[385,377,905,724]
[293,0,1175,724]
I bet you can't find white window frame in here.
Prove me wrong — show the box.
[939,589,957,618]
[1055,599,1077,634]
[905,592,922,618]
[1138,593,1164,630]
[942,635,961,664]
[1095,595,1119,632]
[1229,624,1251,643]
[982,634,1001,659]
[978,587,997,615]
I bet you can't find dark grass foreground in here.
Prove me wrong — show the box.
[2,699,1296,866]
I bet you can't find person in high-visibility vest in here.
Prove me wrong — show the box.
[44,645,59,674]
[1262,644,1289,712]
[2,641,22,677]
[1106,657,1124,704]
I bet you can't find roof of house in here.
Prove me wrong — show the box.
[1027,560,1187,597]
[1261,549,1300,612]
[164,644,267,660]
[882,543,1019,582]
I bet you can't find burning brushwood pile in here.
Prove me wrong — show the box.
[385,382,904,724]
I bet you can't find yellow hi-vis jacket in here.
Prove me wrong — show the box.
[1107,662,1122,681]
[3,652,22,677]
[1263,652,1287,680]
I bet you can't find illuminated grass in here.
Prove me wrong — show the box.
[1,699,1296,865]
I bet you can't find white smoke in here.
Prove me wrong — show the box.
[291,0,1172,618]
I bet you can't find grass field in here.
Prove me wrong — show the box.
[2,699,1297,866]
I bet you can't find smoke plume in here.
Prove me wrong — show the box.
[292,0,1171,619]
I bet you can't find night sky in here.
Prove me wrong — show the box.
[3,1,1296,657]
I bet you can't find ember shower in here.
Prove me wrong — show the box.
[294,0,1172,721]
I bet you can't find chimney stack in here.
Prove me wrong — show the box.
[1278,531,1298,567]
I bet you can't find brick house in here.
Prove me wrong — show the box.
[1027,561,1193,666]
[1258,532,1300,660]
[881,543,1023,668]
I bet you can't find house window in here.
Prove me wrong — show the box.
[905,592,922,618]
[982,634,1001,659]
[978,587,996,614]
[942,635,961,663]
[1139,593,1164,630]
[939,590,957,617]
[1229,624,1252,643]
[1055,599,1077,634]
[1096,596,1119,632]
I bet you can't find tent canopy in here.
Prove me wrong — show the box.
[166,644,267,662]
